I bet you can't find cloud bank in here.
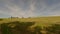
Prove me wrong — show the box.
[0,0,60,18]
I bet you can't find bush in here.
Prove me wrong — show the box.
[0,21,36,34]
[1,23,12,34]
[46,24,60,34]
[33,26,42,34]
[0,19,3,21]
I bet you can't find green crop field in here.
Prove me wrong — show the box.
[0,16,60,27]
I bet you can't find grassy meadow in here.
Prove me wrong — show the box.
[0,16,60,26]
[0,16,60,34]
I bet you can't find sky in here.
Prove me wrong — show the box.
[0,0,60,18]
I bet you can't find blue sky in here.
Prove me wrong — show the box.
[0,0,60,18]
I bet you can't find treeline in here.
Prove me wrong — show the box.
[0,21,60,34]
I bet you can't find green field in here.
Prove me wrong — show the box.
[0,16,60,34]
[0,16,60,27]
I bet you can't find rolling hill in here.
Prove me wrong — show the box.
[0,16,60,26]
